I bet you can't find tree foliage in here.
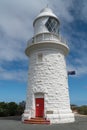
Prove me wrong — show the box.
[78,106,87,115]
[0,102,87,117]
[71,104,87,115]
[0,101,25,117]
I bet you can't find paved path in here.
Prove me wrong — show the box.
[0,116,87,130]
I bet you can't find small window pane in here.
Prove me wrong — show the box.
[38,53,43,62]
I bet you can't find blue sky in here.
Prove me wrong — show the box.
[0,0,87,106]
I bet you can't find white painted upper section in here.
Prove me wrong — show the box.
[33,7,59,25]
[23,48,75,123]
[26,7,69,57]
[34,16,49,35]
[33,7,60,35]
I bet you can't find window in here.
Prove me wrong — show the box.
[38,53,43,62]
[45,17,58,34]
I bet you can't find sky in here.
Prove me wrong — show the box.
[0,0,87,106]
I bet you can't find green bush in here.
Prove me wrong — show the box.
[0,102,9,116]
[78,106,87,115]
[0,101,25,117]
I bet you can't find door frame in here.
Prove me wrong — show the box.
[34,93,44,117]
[35,98,44,117]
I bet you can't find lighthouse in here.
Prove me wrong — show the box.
[22,7,75,124]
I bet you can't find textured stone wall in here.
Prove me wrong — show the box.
[23,46,75,123]
[22,6,75,123]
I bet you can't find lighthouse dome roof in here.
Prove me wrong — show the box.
[33,7,60,25]
[40,7,57,17]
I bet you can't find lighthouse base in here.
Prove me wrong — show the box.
[22,110,75,124]
[46,113,75,124]
[22,109,33,122]
[45,109,75,124]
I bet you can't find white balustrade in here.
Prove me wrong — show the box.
[27,33,67,47]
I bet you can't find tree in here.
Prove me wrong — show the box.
[0,101,25,117]
[0,102,8,116]
[8,102,18,116]
[17,101,25,115]
[71,104,78,109]
[78,106,87,115]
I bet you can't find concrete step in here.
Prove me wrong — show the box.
[23,117,50,124]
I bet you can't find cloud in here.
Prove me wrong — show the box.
[77,0,87,22]
[49,0,74,22]
[0,0,74,82]
[61,0,87,78]
[67,37,87,77]
[0,66,27,82]
[0,0,87,81]
[0,1,32,40]
[67,0,87,22]
[0,0,74,40]
[0,0,51,62]
[0,35,27,61]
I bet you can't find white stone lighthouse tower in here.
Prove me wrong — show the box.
[22,7,75,124]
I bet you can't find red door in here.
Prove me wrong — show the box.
[35,98,44,117]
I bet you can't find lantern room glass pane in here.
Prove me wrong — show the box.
[45,17,59,34]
